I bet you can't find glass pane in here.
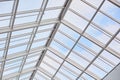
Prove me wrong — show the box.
[70,0,96,20]
[0,33,7,57]
[26,52,42,63]
[0,16,10,28]
[73,44,95,61]
[3,67,19,76]
[42,9,62,20]
[64,10,88,31]
[47,0,66,7]
[55,72,70,80]
[59,66,77,79]
[79,37,102,53]
[87,65,107,78]
[68,52,89,68]
[40,62,56,75]
[0,1,13,14]
[93,12,120,35]
[93,58,113,72]
[79,73,95,80]
[34,31,51,40]
[10,36,30,46]
[61,62,81,78]
[85,0,103,8]
[8,45,27,55]
[15,13,38,25]
[23,61,37,70]
[47,51,63,63]
[0,51,4,58]
[5,57,23,68]
[101,0,120,21]
[31,40,47,49]
[17,0,43,11]
[100,50,120,65]
[108,39,120,53]
[35,71,51,80]
[38,24,54,30]
[54,32,75,48]
[50,41,69,56]
[43,56,60,70]
[59,24,80,40]
[85,25,111,44]
[12,28,33,36]
[19,72,32,80]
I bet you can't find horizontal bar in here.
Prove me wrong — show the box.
[0,18,59,33]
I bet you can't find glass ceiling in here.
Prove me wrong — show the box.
[0,0,120,80]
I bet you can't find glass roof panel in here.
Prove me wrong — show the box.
[0,33,7,57]
[108,38,120,53]
[17,0,43,11]
[56,61,81,80]
[19,72,32,80]
[87,64,107,78]
[70,0,96,20]
[79,37,102,53]
[0,16,10,28]
[85,0,103,8]
[93,12,120,35]
[34,71,51,80]
[8,45,27,55]
[101,0,120,21]
[0,0,14,14]
[42,9,62,20]
[64,10,88,31]
[73,44,95,61]
[47,0,66,7]
[59,24,80,40]
[54,31,75,48]
[0,0,120,80]
[5,57,23,68]
[79,73,95,80]
[85,25,111,44]
[50,40,69,56]
[14,13,38,25]
[68,52,89,68]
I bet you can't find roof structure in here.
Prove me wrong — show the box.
[0,0,120,80]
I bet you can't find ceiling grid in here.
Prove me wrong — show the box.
[0,0,120,80]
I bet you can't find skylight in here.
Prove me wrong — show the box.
[0,0,120,80]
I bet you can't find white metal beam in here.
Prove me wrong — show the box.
[0,46,46,62]
[0,18,59,34]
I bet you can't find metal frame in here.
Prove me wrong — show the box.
[51,1,105,79]
[30,0,72,80]
[17,0,49,80]
[109,0,120,7]
[0,0,120,80]
[0,0,19,79]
